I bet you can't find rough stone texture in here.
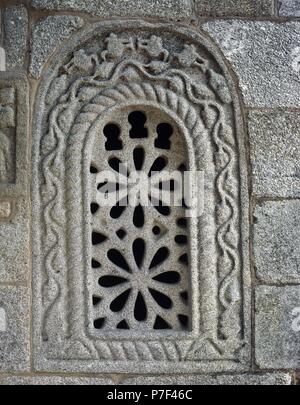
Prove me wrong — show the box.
[196,0,274,17]
[202,21,300,107]
[255,286,300,369]
[248,111,300,198]
[0,74,28,193]
[32,0,193,19]
[32,22,250,374]
[0,286,30,372]
[123,373,292,385]
[0,200,12,219]
[0,376,115,385]
[254,201,300,284]
[0,48,5,72]
[3,6,28,71]
[30,16,84,78]
[0,373,292,385]
[0,198,29,283]
[279,0,300,16]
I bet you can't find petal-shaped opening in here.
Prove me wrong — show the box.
[110,289,131,312]
[133,204,144,228]
[148,288,173,309]
[98,276,128,288]
[153,271,180,284]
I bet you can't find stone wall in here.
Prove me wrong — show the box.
[0,0,299,385]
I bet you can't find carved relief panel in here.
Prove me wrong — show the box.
[32,22,250,373]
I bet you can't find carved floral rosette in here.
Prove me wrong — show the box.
[33,22,250,373]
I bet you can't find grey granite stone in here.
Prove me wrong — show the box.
[202,21,300,107]
[279,0,300,16]
[31,22,250,374]
[3,6,28,71]
[0,373,292,385]
[255,286,300,369]
[196,0,274,17]
[32,0,193,19]
[248,111,300,198]
[254,201,300,284]
[0,376,114,385]
[0,286,30,372]
[0,198,29,283]
[30,16,84,78]
[122,373,292,385]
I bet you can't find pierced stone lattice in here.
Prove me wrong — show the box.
[90,107,191,332]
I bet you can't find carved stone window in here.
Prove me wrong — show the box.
[32,22,250,373]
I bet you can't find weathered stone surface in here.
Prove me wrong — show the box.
[0,74,29,199]
[279,0,300,16]
[255,286,300,369]
[3,6,28,70]
[123,373,292,385]
[0,198,29,283]
[196,0,274,16]
[32,0,193,19]
[32,22,250,374]
[0,200,12,219]
[0,286,30,372]
[30,16,84,78]
[254,201,300,284]
[0,307,6,332]
[248,111,300,198]
[202,21,300,107]
[0,376,114,385]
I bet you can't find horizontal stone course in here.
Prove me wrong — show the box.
[254,200,300,284]
[196,0,274,17]
[255,286,300,369]
[122,373,292,385]
[0,198,29,283]
[31,0,193,19]
[0,376,114,385]
[30,16,84,78]
[202,21,300,107]
[248,111,300,198]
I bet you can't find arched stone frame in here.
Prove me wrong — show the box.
[31,21,250,373]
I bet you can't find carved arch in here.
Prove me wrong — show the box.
[32,21,250,373]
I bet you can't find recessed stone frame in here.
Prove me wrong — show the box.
[32,21,250,374]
